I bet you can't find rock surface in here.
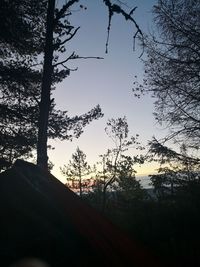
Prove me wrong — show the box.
[0,160,159,267]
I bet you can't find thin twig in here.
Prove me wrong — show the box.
[53,53,103,67]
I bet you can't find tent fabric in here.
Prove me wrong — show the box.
[0,160,160,267]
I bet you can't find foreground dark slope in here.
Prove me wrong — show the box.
[0,160,160,267]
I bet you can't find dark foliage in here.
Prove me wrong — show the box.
[0,0,142,169]
[85,177,200,267]
[133,0,200,148]
[83,137,200,267]
[0,0,104,170]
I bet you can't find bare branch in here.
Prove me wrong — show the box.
[61,63,77,72]
[103,0,143,53]
[54,0,80,22]
[54,27,80,50]
[53,52,104,67]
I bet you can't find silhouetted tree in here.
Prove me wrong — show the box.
[0,0,103,170]
[116,155,145,202]
[0,0,46,170]
[1,0,142,170]
[148,138,200,199]
[61,147,93,197]
[0,0,46,54]
[37,0,143,169]
[95,117,144,211]
[133,0,200,148]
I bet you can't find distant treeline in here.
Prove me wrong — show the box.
[83,172,200,267]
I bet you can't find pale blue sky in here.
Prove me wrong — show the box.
[49,0,167,182]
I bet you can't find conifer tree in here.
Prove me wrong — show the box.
[0,0,142,170]
[61,147,93,197]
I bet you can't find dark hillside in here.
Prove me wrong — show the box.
[0,160,160,267]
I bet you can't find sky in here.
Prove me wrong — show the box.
[49,0,167,183]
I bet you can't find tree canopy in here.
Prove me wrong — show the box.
[61,147,93,197]
[133,0,200,148]
[0,0,142,170]
[0,0,104,170]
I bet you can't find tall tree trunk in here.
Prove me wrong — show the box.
[79,176,82,198]
[79,167,82,198]
[37,0,55,169]
[102,185,107,213]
